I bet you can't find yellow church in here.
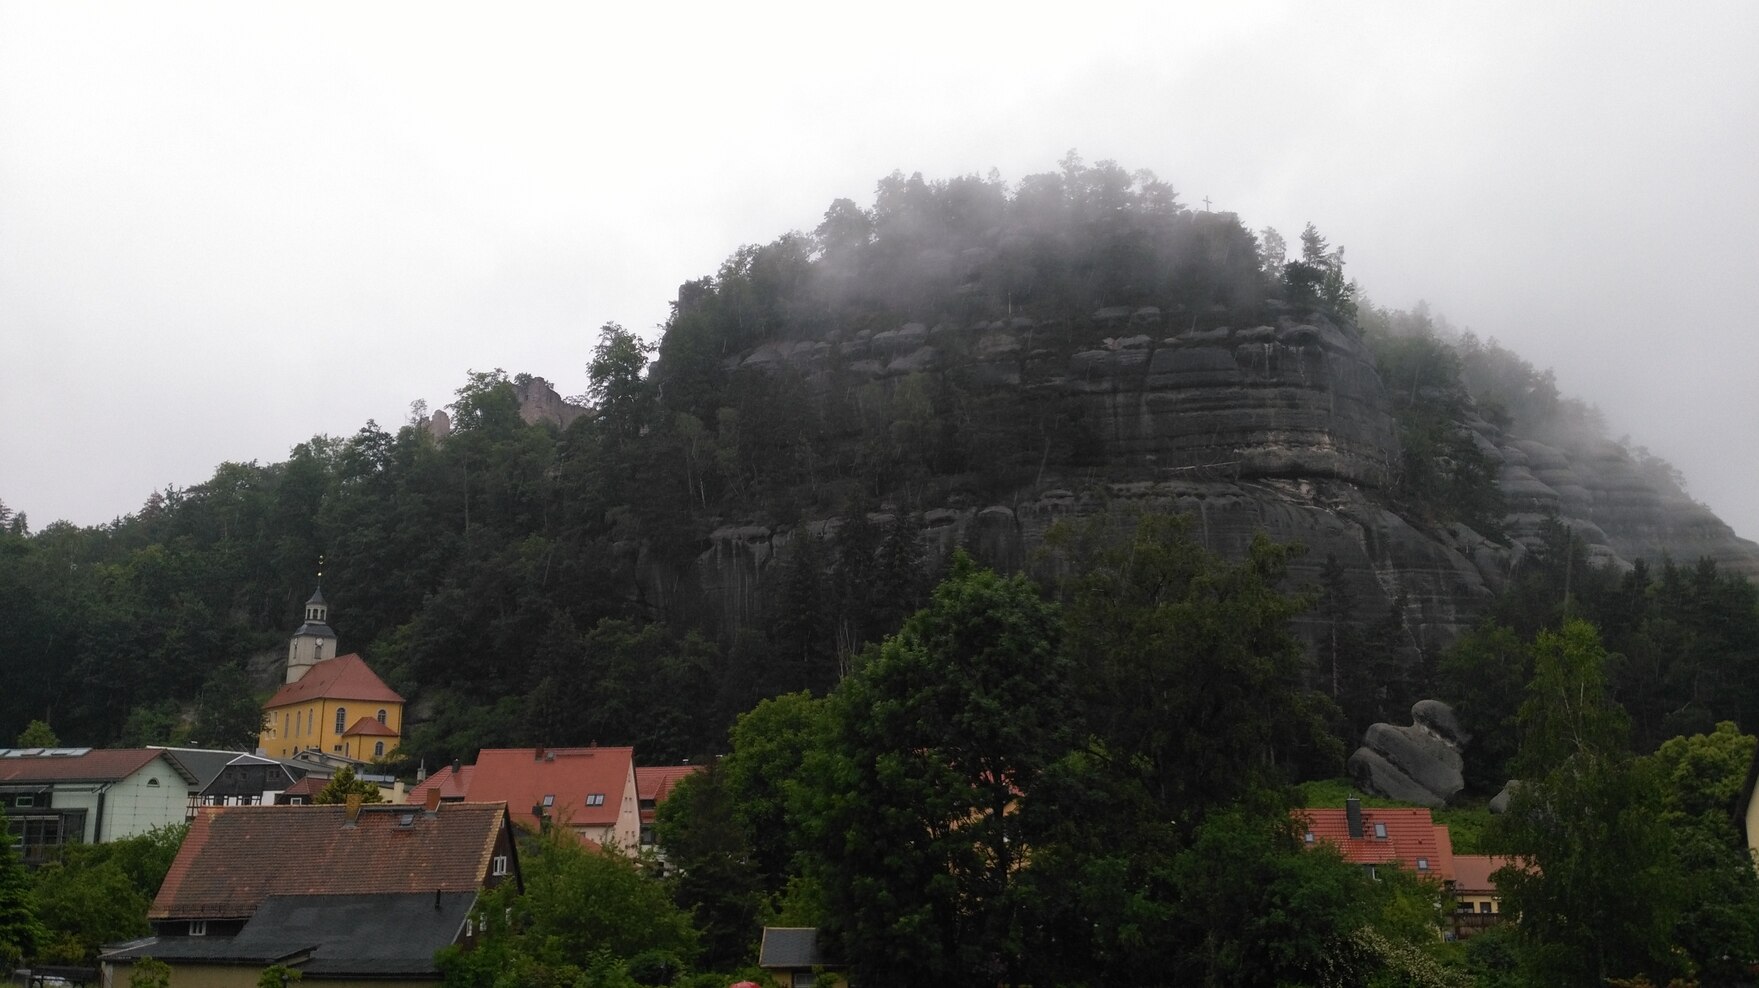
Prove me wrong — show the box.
[258,588,405,762]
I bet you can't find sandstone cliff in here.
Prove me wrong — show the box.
[662,308,1758,657]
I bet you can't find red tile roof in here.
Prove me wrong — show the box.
[0,749,197,786]
[342,716,398,738]
[1451,854,1517,895]
[1295,806,1456,881]
[407,764,475,803]
[282,775,326,797]
[636,765,701,823]
[414,748,636,832]
[636,765,700,802]
[264,654,404,708]
[150,802,509,921]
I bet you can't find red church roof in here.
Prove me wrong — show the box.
[343,716,399,738]
[1295,804,1456,881]
[265,654,403,708]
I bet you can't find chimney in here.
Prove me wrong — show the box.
[424,786,442,814]
[345,793,364,826]
[1345,798,1363,839]
[451,758,462,775]
[534,746,545,761]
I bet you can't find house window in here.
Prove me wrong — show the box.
[335,707,347,735]
[1373,822,1387,839]
[374,742,385,758]
[792,973,817,988]
[1416,858,1429,871]
[14,795,32,808]
[290,797,304,805]
[1480,901,1493,914]
[377,708,387,724]
[493,855,509,876]
[465,917,475,937]
[190,920,208,936]
[585,793,605,806]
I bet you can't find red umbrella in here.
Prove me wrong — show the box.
[728,983,762,988]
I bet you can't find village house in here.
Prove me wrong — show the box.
[1450,854,1515,938]
[758,926,843,988]
[1298,797,1513,939]
[635,763,700,855]
[99,792,518,987]
[407,747,641,853]
[0,747,198,865]
[1295,798,1457,884]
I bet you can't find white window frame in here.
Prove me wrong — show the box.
[492,855,509,876]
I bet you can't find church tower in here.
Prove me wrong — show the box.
[286,586,338,684]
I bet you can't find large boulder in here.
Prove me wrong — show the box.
[1347,700,1468,807]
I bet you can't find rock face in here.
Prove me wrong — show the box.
[1347,700,1471,807]
[659,311,1759,657]
[514,376,589,429]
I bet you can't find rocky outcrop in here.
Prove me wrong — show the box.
[661,311,1758,655]
[514,376,589,429]
[1347,700,1470,807]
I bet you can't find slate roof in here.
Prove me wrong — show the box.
[149,747,250,790]
[343,716,398,738]
[0,748,199,787]
[104,892,476,976]
[433,748,636,831]
[150,802,508,920]
[264,653,403,708]
[759,927,835,969]
[1296,805,1456,881]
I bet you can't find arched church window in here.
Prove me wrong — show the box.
[335,707,347,735]
[374,742,385,757]
[377,709,387,724]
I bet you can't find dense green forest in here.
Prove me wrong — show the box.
[4,156,1759,983]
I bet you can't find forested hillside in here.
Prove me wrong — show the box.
[1,156,1754,773]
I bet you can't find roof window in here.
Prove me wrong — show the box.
[1373,822,1388,839]
[585,793,605,806]
[1417,857,1430,871]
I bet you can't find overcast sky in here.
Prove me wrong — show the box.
[3,2,1755,542]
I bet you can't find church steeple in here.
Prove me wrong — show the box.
[286,561,338,684]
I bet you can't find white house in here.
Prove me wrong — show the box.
[0,747,199,864]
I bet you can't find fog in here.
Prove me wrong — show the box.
[2,2,1754,541]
